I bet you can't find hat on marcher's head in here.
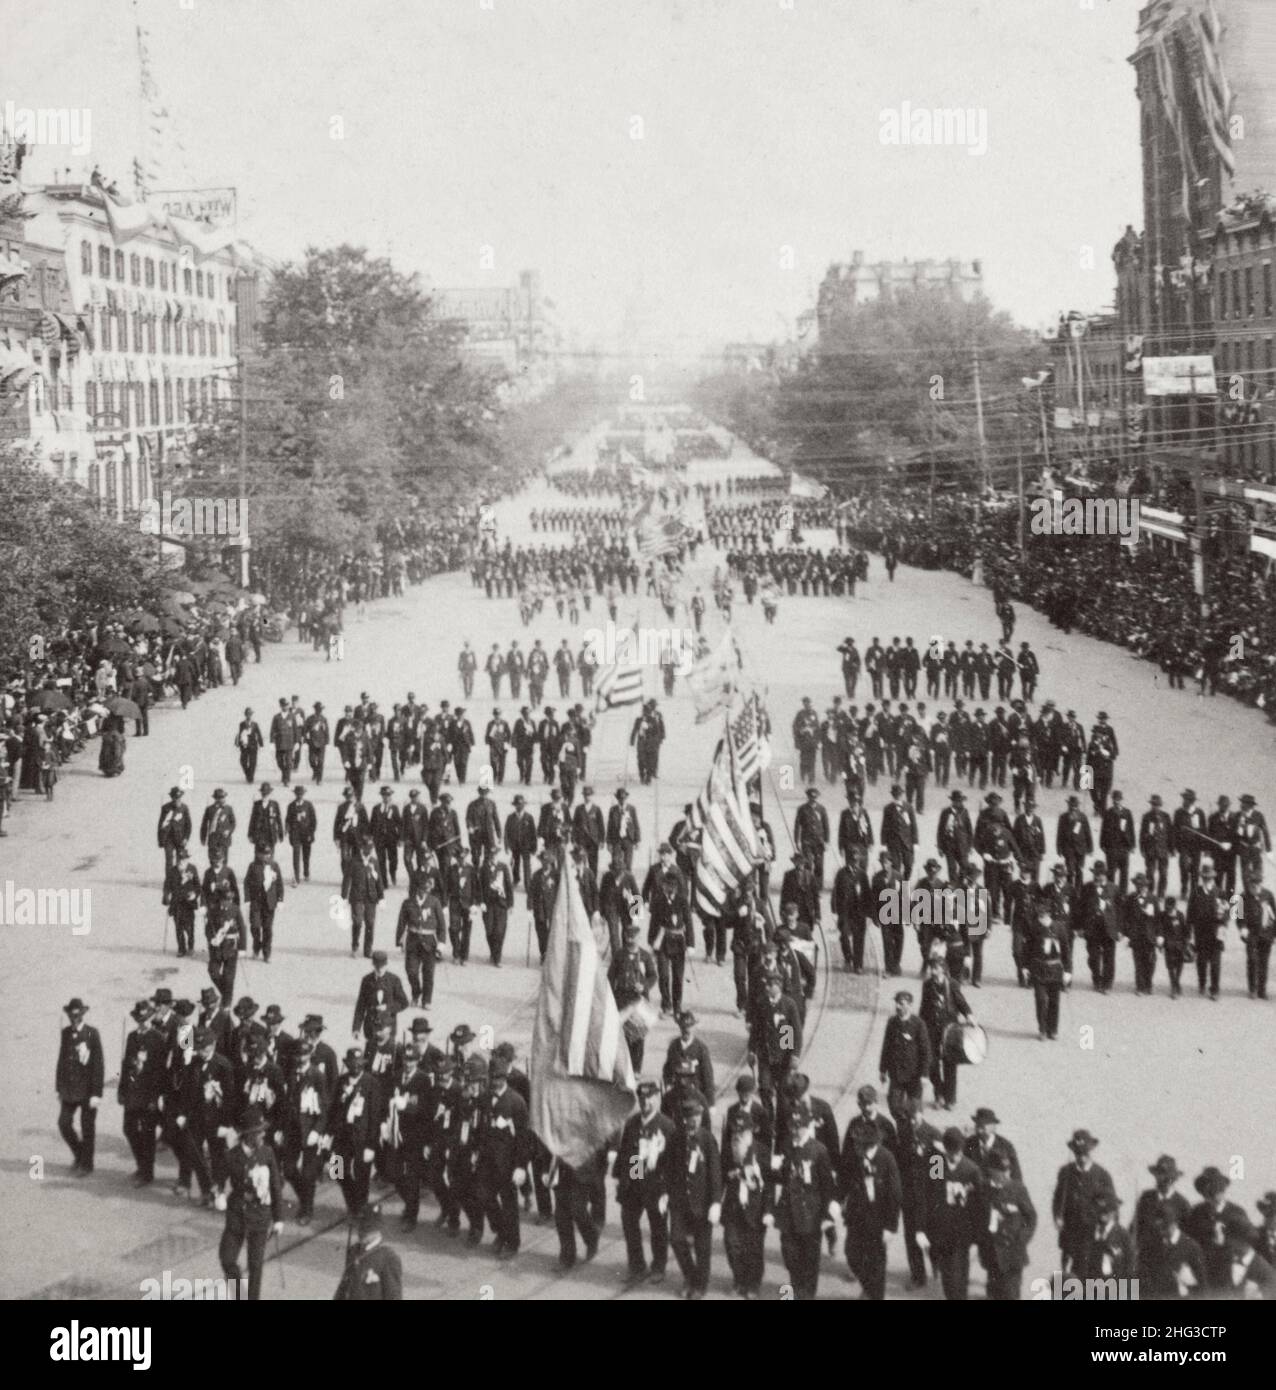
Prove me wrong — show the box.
[1194,1166,1229,1199]
[889,783,904,797]
[152,988,174,1005]
[233,997,258,1018]
[1066,795,1079,808]
[972,1107,1000,1126]
[676,1009,697,1028]
[410,1018,433,1035]
[1240,794,1256,807]
[949,790,965,802]
[893,990,913,1004]
[1149,1155,1183,1181]
[985,792,1001,805]
[924,858,940,872]
[636,1079,660,1099]
[736,1074,756,1095]
[942,1127,965,1153]
[615,787,629,800]
[849,1116,880,1148]
[200,986,220,1004]
[1067,1129,1099,1154]
[343,1046,364,1065]
[490,1057,510,1081]
[194,1027,215,1047]
[130,999,154,1022]
[174,999,196,1017]
[371,949,388,966]
[1051,861,1067,875]
[856,1084,878,1105]
[450,1024,476,1047]
[1149,793,1163,806]
[263,1004,284,1024]
[680,1091,706,1115]
[302,1013,325,1032]
[169,786,182,798]
[356,1204,383,1236]
[1181,789,1196,802]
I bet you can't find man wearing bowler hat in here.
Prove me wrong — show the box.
[607,786,640,872]
[1139,793,1172,898]
[965,1107,1021,1182]
[1052,1129,1116,1275]
[218,1104,282,1300]
[157,786,191,897]
[55,997,104,1176]
[1134,1154,1190,1280]
[978,1147,1036,1300]
[1187,859,1229,999]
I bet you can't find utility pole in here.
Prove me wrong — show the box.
[973,345,989,492]
[1016,410,1026,556]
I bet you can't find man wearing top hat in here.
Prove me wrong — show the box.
[335,1204,403,1300]
[218,1104,283,1301]
[1052,1129,1116,1275]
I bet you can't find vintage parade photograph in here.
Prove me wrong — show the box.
[1,0,1274,1352]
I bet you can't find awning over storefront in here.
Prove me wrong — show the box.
[1139,506,1186,542]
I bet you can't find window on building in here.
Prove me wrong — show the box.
[207,273,216,299]
[197,323,206,356]
[1219,267,1229,321]
[104,459,117,510]
[159,261,168,292]
[1231,269,1241,320]
[163,380,173,422]
[174,319,183,355]
[137,457,148,504]
[119,387,130,427]
[100,308,112,352]
[130,253,141,285]
[1245,267,1255,318]
[88,462,101,503]
[114,249,125,281]
[183,266,193,294]
[138,382,149,426]
[121,456,133,511]
[149,381,159,424]
[196,270,204,296]
[162,317,172,353]
[187,379,198,420]
[133,311,143,353]
[102,382,114,418]
[98,245,111,278]
[187,323,196,355]
[85,381,97,422]
[145,258,155,287]
[146,316,156,353]
[80,241,92,274]
[1264,263,1273,319]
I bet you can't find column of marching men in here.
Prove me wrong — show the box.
[53,651,1276,1299]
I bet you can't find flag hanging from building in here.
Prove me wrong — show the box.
[103,190,155,242]
[594,660,644,712]
[530,869,636,1166]
[789,470,828,500]
[1195,0,1235,180]
[685,630,740,723]
[1152,26,1197,221]
[690,717,759,919]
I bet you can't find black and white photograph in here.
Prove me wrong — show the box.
[2,0,1275,1347]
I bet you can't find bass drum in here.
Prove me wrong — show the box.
[943,1021,988,1066]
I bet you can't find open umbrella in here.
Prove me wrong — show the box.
[159,616,186,637]
[28,688,71,712]
[125,612,161,633]
[107,696,142,720]
[98,636,134,658]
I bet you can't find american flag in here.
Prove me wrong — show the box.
[530,870,635,1165]
[593,661,643,711]
[729,694,764,788]
[1194,0,1235,179]
[688,715,759,918]
[637,510,687,560]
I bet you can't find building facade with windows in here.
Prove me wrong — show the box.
[12,181,245,520]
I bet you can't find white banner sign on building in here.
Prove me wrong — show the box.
[1142,356,1217,396]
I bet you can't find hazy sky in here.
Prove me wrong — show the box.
[4,0,1145,357]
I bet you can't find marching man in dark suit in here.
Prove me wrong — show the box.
[217,1104,283,1301]
[285,786,316,886]
[720,1109,769,1298]
[118,999,164,1186]
[839,1115,902,1300]
[56,997,104,1176]
[614,1079,677,1288]
[200,788,236,862]
[269,697,296,786]
[918,1125,981,1299]
[370,786,402,888]
[335,1204,403,1299]
[244,842,285,963]
[247,782,284,854]
[1052,1129,1116,1275]
[234,708,264,783]
[794,787,830,888]
[352,951,410,1041]
[881,783,919,881]
[157,787,192,899]
[764,1099,839,1301]
[977,1147,1037,1299]
[668,1090,722,1299]
[607,787,641,871]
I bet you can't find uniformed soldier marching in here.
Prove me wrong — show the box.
[977,1148,1037,1300]
[218,1105,283,1301]
[765,1100,838,1301]
[614,1079,676,1287]
[335,1205,403,1300]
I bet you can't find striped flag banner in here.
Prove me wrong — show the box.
[637,510,687,560]
[686,630,740,723]
[594,660,644,712]
[530,869,636,1165]
[1196,0,1235,179]
[690,718,759,918]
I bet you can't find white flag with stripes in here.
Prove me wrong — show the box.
[690,726,758,918]
[593,661,643,711]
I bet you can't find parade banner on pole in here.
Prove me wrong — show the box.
[529,869,635,1166]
